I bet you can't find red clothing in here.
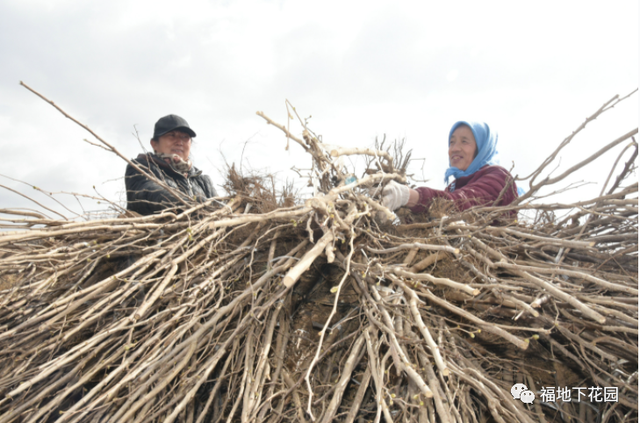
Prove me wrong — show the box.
[409,165,518,214]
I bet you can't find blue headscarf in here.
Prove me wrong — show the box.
[444,121,498,185]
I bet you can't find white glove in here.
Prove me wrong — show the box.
[381,180,410,211]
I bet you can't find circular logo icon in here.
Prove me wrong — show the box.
[511,383,528,400]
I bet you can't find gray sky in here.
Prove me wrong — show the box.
[1,0,638,219]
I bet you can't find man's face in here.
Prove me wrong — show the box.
[151,130,192,161]
[448,125,477,171]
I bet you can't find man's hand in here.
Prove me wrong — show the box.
[159,154,183,164]
[381,180,410,211]
[159,154,192,173]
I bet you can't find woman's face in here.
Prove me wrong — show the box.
[151,130,192,161]
[448,125,477,171]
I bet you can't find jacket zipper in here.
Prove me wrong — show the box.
[186,177,194,198]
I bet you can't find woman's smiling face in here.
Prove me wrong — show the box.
[448,125,477,171]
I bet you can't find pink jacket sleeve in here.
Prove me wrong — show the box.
[409,166,517,214]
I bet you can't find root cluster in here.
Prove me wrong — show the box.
[0,94,637,422]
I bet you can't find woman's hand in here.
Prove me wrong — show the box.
[381,181,410,211]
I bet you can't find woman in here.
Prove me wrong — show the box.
[125,114,217,216]
[382,121,518,214]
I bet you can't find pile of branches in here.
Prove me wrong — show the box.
[0,92,637,423]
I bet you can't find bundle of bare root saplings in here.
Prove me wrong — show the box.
[0,93,637,422]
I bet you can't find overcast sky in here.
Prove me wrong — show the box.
[0,0,637,220]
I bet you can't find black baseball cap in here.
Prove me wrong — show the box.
[153,114,196,138]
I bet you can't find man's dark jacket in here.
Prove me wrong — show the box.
[125,153,217,216]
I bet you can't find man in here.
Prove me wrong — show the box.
[125,114,217,215]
